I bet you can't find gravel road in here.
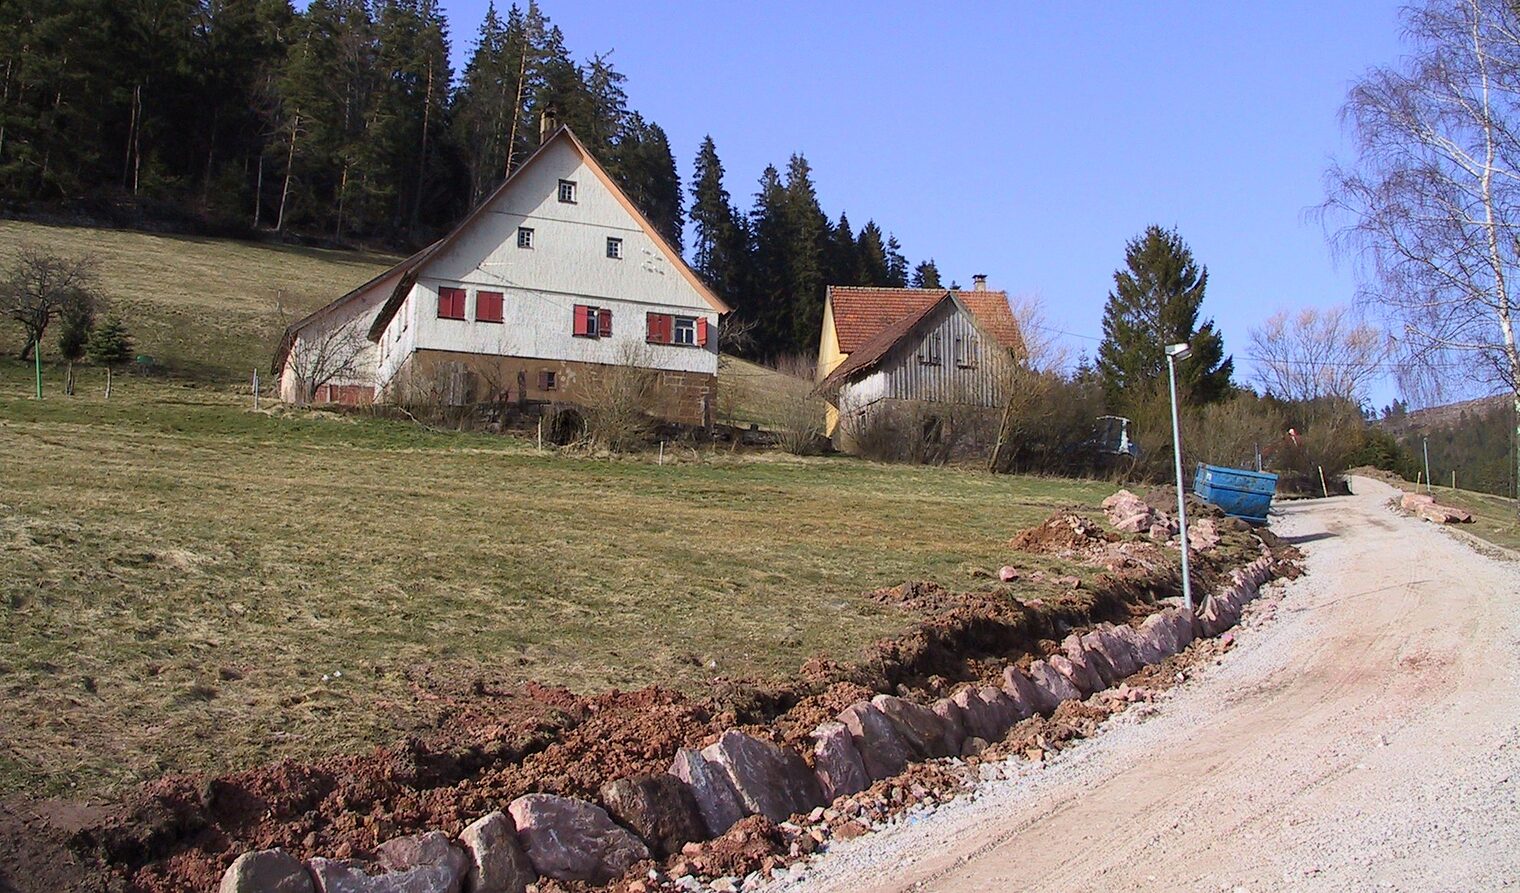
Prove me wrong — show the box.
[768,476,1520,892]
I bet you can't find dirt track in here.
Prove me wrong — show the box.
[775,477,1520,892]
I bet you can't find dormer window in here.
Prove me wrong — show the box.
[558,179,577,203]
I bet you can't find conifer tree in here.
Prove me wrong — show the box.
[828,212,858,288]
[1097,225,1233,409]
[747,164,790,356]
[781,154,827,355]
[86,315,134,367]
[885,235,908,287]
[689,135,745,305]
[856,220,890,286]
[911,259,942,289]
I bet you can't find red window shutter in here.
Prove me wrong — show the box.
[660,313,674,344]
[597,307,612,338]
[572,304,590,336]
[696,317,710,348]
[476,291,503,323]
[537,370,549,389]
[439,287,465,319]
[646,312,663,343]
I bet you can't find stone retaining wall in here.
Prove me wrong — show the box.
[220,552,1276,893]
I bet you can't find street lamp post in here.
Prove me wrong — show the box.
[1165,342,1193,613]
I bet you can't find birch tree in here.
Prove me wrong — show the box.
[1325,0,1520,506]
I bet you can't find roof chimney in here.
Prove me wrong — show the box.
[539,105,559,144]
[972,274,988,291]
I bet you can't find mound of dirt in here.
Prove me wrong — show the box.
[1009,512,1117,556]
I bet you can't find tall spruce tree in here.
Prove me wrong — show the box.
[781,153,827,356]
[856,220,890,286]
[451,2,525,206]
[885,234,908,287]
[1097,225,1233,409]
[747,163,792,356]
[828,211,858,288]
[688,135,745,306]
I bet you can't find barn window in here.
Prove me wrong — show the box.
[957,335,979,368]
[606,237,623,259]
[517,227,534,249]
[476,290,504,323]
[558,179,577,203]
[437,286,466,320]
[917,332,942,366]
[573,304,611,338]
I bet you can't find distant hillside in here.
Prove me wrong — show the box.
[0,220,396,382]
[1380,393,1515,498]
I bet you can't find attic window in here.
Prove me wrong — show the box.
[558,179,577,203]
[917,332,942,366]
[955,335,979,368]
[517,227,534,249]
[606,237,623,259]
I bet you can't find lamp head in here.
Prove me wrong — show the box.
[1165,342,1192,361]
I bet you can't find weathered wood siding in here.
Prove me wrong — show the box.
[837,302,1010,418]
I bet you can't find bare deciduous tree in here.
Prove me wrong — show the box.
[283,319,369,405]
[1323,0,1520,503]
[989,294,1071,473]
[1249,306,1390,406]
[580,343,658,453]
[0,245,100,360]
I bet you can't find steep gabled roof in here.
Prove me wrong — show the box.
[826,285,1021,355]
[360,125,728,344]
[816,291,1011,398]
[270,241,437,376]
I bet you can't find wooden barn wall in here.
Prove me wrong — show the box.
[872,307,1009,407]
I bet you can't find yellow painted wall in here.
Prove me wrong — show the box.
[817,296,848,434]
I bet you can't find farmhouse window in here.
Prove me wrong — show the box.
[573,304,611,338]
[517,227,534,249]
[558,179,577,203]
[476,290,504,323]
[606,237,623,259]
[646,313,708,347]
[917,332,942,365]
[437,286,466,320]
[646,312,673,344]
[673,316,696,345]
[538,370,557,390]
[956,335,979,368]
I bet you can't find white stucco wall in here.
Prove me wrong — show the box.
[279,279,391,402]
[373,137,718,392]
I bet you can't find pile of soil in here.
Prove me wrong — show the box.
[11,523,1298,893]
[1008,512,1118,556]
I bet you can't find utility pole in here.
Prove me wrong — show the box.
[33,338,41,399]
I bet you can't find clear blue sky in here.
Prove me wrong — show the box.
[433,0,1409,404]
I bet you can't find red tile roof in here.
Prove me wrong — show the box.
[816,294,953,396]
[828,286,1021,354]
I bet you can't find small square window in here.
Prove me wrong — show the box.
[517,226,534,249]
[476,290,504,323]
[558,179,577,203]
[673,317,696,346]
[606,237,623,259]
[538,370,557,390]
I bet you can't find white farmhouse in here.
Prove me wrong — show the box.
[273,125,729,427]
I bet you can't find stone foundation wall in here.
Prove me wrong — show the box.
[384,349,716,428]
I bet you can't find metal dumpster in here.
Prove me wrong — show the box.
[1193,463,1278,524]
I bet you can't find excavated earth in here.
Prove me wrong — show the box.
[0,501,1294,893]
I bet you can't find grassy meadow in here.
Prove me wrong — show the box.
[0,220,397,380]
[0,357,1108,797]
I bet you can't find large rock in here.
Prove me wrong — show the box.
[506,794,649,884]
[307,859,459,893]
[1165,607,1196,650]
[811,722,869,802]
[1027,659,1082,705]
[871,695,955,758]
[1187,517,1221,551]
[838,701,914,781]
[1401,492,1436,510]
[220,849,314,893]
[952,686,1020,741]
[458,812,534,893]
[701,730,824,822]
[1197,595,1236,637]
[1114,512,1153,534]
[1139,613,1182,657]
[600,773,707,858]
[1065,633,1119,688]
[1048,652,1103,695]
[930,698,967,757]
[999,666,1048,716]
[1111,623,1165,665]
[377,832,469,881]
[1082,627,1139,678]
[670,748,745,838]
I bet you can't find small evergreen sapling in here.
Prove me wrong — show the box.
[87,315,134,368]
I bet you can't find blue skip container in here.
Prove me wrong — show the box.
[1193,463,1278,524]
